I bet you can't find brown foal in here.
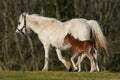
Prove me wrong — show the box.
[64,34,99,72]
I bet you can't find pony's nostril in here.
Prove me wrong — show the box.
[15,29,21,35]
[16,29,19,33]
[15,29,24,36]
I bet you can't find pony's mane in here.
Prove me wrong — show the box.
[30,14,58,21]
[32,14,40,16]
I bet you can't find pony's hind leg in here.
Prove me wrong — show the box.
[56,49,71,71]
[93,48,99,72]
[86,51,96,72]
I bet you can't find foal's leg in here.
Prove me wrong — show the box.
[42,43,50,71]
[76,54,86,72]
[71,53,78,71]
[56,49,71,71]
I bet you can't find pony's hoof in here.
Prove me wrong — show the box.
[74,69,78,72]
[78,70,81,72]
[42,69,48,71]
[90,69,96,72]
[68,67,73,72]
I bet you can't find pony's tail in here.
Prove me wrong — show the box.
[87,20,109,56]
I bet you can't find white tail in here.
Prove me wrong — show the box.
[87,20,109,56]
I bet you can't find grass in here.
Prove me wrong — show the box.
[0,71,119,80]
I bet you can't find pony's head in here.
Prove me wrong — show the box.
[16,13,28,36]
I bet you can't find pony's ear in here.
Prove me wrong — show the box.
[22,12,29,17]
[22,13,25,17]
[26,12,29,15]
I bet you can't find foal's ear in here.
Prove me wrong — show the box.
[67,33,72,36]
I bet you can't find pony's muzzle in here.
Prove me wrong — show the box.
[15,29,19,34]
[15,29,24,37]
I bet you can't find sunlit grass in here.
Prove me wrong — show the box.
[0,71,119,80]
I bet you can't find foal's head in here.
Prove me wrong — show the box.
[64,34,74,45]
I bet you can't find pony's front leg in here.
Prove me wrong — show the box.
[87,53,96,72]
[42,44,50,71]
[56,49,71,71]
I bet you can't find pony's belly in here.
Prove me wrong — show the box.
[60,44,71,50]
[64,19,91,41]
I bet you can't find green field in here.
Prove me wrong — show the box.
[0,71,119,80]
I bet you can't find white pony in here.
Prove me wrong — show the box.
[16,13,108,72]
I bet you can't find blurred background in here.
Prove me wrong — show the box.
[0,0,120,72]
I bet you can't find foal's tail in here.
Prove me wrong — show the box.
[87,20,109,56]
